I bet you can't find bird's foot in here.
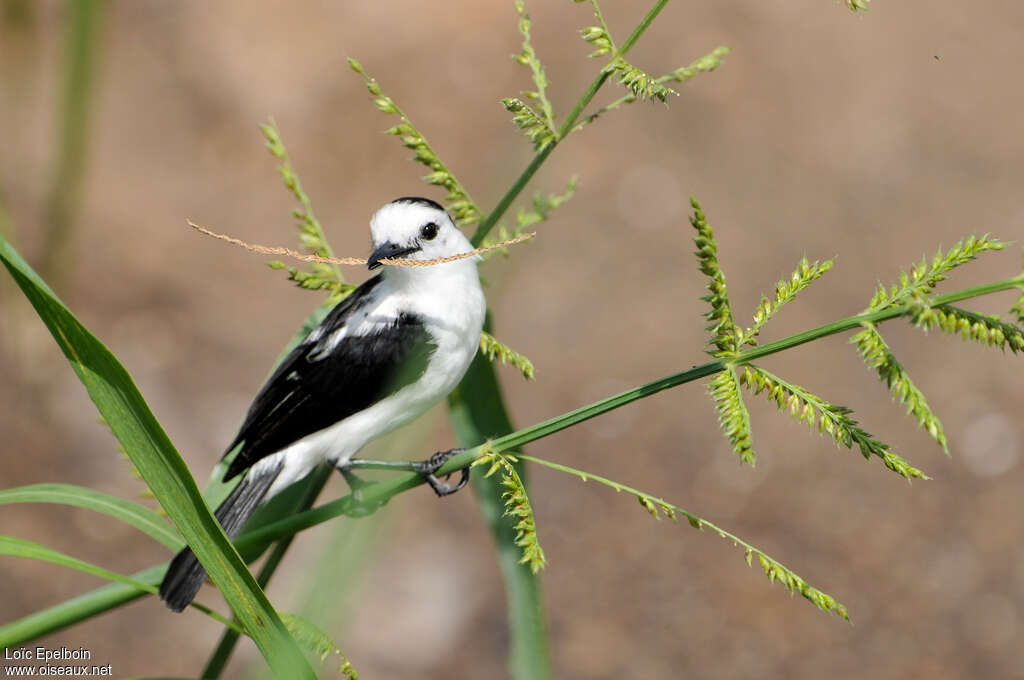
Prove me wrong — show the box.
[413,449,470,497]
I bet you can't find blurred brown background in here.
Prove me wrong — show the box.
[2,1,1023,678]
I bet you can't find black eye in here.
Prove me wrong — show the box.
[420,222,439,240]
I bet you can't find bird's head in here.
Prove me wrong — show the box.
[367,197,476,271]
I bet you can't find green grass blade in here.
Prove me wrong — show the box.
[0,483,182,551]
[0,193,15,245]
[0,566,162,647]
[0,539,241,634]
[0,235,314,678]
[0,535,158,595]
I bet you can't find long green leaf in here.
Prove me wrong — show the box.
[0,535,157,595]
[0,235,314,678]
[0,537,241,633]
[0,566,161,646]
[0,483,182,551]
[448,350,551,679]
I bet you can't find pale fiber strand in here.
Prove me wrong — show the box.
[186,219,534,267]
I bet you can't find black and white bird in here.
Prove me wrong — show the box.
[159,197,486,612]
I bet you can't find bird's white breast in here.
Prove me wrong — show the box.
[259,260,485,496]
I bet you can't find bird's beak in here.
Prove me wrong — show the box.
[367,241,421,270]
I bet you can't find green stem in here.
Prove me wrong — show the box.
[39,0,103,284]
[0,566,162,647]
[471,0,670,246]
[0,192,13,245]
[588,0,616,48]
[514,453,793,574]
[491,276,1024,451]
[449,350,551,679]
[0,195,15,309]
[513,453,848,618]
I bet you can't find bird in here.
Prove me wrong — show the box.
[158,196,486,612]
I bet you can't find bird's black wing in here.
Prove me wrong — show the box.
[222,275,436,480]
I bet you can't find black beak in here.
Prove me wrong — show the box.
[367,241,421,270]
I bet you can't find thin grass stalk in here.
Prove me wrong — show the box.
[38,0,102,284]
[471,0,669,246]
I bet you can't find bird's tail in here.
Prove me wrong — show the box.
[158,461,282,612]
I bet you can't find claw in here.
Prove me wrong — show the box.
[414,449,470,497]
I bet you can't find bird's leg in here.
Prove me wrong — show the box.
[344,459,418,472]
[333,465,383,517]
[336,465,372,494]
[344,449,470,497]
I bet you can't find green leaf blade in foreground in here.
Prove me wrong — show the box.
[0,305,336,650]
[0,483,182,551]
[0,235,314,679]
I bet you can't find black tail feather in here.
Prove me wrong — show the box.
[158,461,282,612]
